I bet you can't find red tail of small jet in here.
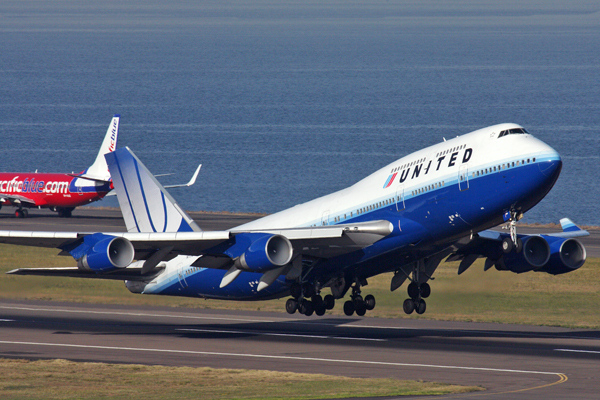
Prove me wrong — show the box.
[0,115,120,217]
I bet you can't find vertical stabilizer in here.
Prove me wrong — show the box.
[105,147,201,233]
[84,114,120,181]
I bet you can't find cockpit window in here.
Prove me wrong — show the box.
[498,128,528,138]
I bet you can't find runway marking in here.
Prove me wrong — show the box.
[465,373,568,397]
[0,305,276,323]
[0,319,15,322]
[2,304,598,341]
[176,328,386,342]
[555,348,600,354]
[0,340,563,376]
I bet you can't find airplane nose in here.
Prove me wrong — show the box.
[538,154,562,180]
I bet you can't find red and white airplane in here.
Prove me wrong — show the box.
[0,115,120,218]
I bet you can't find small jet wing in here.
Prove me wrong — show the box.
[0,193,38,206]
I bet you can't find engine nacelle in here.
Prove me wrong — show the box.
[236,233,293,273]
[538,236,586,275]
[498,236,550,273]
[75,234,135,272]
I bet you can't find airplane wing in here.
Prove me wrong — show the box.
[1,147,393,289]
[7,266,164,281]
[0,219,392,260]
[0,193,38,206]
[445,218,589,275]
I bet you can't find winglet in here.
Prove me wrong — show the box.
[560,218,582,232]
[105,147,202,233]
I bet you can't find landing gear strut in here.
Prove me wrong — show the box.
[502,209,523,253]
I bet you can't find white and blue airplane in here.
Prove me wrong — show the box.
[3,123,589,317]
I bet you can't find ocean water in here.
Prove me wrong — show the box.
[0,1,599,225]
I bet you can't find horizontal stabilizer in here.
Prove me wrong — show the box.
[164,164,202,188]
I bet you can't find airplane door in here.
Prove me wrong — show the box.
[76,179,83,196]
[459,165,469,191]
[395,185,405,211]
[178,267,189,289]
[321,211,330,226]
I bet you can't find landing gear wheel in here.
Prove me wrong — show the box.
[290,282,302,299]
[403,298,415,314]
[300,300,314,316]
[420,282,431,299]
[343,300,355,316]
[364,294,376,310]
[311,295,323,310]
[323,294,335,310]
[315,305,326,316]
[502,237,513,253]
[302,283,315,299]
[353,295,363,307]
[407,282,419,299]
[355,302,367,316]
[15,209,27,218]
[415,299,427,315]
[285,298,298,314]
[515,238,523,253]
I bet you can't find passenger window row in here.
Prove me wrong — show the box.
[472,158,536,178]
[412,181,445,196]
[435,144,467,158]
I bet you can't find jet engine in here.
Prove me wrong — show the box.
[235,233,293,273]
[497,235,586,275]
[75,234,135,272]
[538,236,586,275]
[499,236,550,273]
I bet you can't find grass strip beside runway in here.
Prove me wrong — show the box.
[0,358,481,399]
[0,244,599,328]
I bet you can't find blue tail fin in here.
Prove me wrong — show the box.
[105,147,201,233]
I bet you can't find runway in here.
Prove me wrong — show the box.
[0,300,598,399]
[0,208,599,398]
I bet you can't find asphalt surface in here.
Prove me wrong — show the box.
[0,207,599,399]
[0,300,598,399]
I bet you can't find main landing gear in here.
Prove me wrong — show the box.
[56,207,74,218]
[402,281,430,315]
[285,282,335,317]
[401,261,432,315]
[285,280,377,317]
[342,282,376,317]
[15,208,28,218]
